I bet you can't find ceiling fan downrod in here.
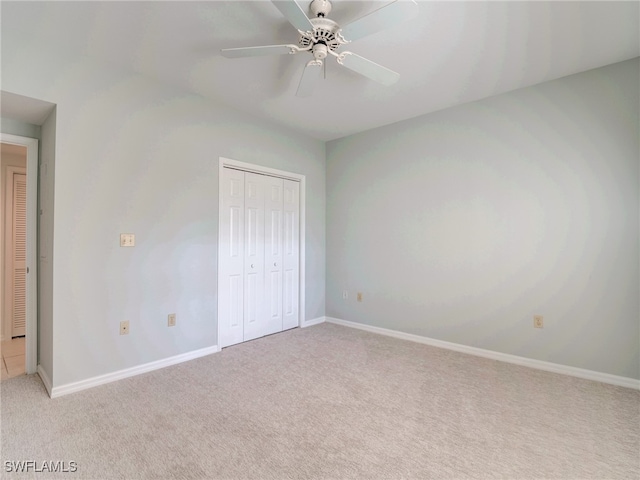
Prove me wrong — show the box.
[309,0,332,18]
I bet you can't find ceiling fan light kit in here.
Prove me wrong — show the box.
[221,0,418,97]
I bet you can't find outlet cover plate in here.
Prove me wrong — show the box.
[120,320,130,335]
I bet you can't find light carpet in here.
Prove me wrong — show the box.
[1,323,638,479]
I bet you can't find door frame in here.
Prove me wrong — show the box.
[1,134,38,374]
[217,157,306,348]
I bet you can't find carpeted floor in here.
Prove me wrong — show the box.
[1,322,639,479]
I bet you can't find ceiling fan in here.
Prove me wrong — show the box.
[221,0,418,97]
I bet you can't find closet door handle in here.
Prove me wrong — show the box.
[274,262,277,267]
[251,264,255,269]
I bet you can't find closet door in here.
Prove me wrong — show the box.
[218,165,300,348]
[218,168,245,348]
[242,173,266,341]
[263,176,283,336]
[282,179,300,330]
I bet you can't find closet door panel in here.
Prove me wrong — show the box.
[282,179,300,330]
[243,173,266,341]
[219,168,245,348]
[264,176,284,336]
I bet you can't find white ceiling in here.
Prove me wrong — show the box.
[2,1,638,141]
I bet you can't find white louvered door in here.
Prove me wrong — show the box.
[11,173,27,337]
[219,167,300,348]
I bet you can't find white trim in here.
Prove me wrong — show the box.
[326,317,640,390]
[298,176,306,328]
[37,364,53,397]
[1,133,38,375]
[301,316,325,328]
[217,157,307,349]
[220,157,303,182]
[49,345,219,398]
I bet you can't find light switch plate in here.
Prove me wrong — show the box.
[120,233,135,247]
[534,315,544,328]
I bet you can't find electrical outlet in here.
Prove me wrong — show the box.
[342,290,348,300]
[357,292,363,302]
[168,313,176,327]
[120,320,130,335]
[534,315,544,328]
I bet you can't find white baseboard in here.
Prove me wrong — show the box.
[301,316,326,328]
[325,317,640,390]
[37,364,53,397]
[50,345,219,398]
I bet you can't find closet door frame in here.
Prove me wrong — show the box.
[217,157,306,347]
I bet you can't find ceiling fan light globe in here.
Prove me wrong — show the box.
[312,43,328,60]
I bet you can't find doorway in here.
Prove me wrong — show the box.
[1,146,26,379]
[0,135,38,377]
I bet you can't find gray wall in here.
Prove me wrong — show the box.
[1,112,56,382]
[326,59,639,379]
[2,49,325,387]
[38,108,56,382]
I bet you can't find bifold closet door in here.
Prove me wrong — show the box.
[219,167,300,348]
[218,170,268,346]
[263,177,300,335]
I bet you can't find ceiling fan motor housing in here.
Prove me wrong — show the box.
[298,17,341,51]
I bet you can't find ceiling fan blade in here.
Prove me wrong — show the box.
[272,0,314,32]
[339,0,418,43]
[221,44,299,58]
[338,52,399,86]
[296,60,323,97]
